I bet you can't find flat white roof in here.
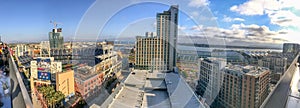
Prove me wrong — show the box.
[124,70,147,87]
[142,90,171,108]
[145,79,166,90]
[147,72,166,79]
[108,70,206,108]
[165,72,205,108]
[109,86,143,108]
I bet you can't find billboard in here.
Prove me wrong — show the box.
[51,62,62,73]
[30,61,37,79]
[36,57,53,80]
[38,71,51,80]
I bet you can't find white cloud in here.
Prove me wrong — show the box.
[229,0,280,16]
[188,0,210,8]
[230,1,264,15]
[211,17,218,20]
[280,0,300,10]
[229,0,300,26]
[198,15,217,21]
[222,15,245,22]
[191,25,203,31]
[233,18,245,22]
[178,26,187,31]
[152,22,157,28]
[268,10,300,27]
[277,29,300,43]
[191,11,199,17]
[188,23,288,43]
[230,0,300,16]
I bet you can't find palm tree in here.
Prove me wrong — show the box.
[37,86,66,107]
[38,86,47,98]
[47,96,55,108]
[55,91,65,107]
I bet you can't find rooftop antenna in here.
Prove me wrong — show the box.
[50,20,62,29]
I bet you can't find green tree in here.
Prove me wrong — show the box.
[37,86,65,108]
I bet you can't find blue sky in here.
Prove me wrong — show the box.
[0,0,94,42]
[0,0,299,43]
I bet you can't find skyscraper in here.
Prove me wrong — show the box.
[157,5,178,71]
[135,5,178,71]
[49,28,64,49]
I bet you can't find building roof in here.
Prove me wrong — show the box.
[142,90,171,108]
[108,70,206,108]
[244,50,269,56]
[109,86,143,108]
[165,72,205,108]
[123,70,147,87]
[225,65,269,77]
[145,78,166,90]
[200,57,227,63]
[74,65,98,81]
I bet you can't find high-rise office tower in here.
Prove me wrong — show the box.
[49,28,64,49]
[135,5,178,71]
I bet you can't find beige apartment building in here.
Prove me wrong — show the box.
[241,66,270,108]
[56,70,75,97]
[216,65,270,108]
[135,33,165,70]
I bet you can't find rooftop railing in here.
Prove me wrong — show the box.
[260,53,299,108]
[10,52,33,108]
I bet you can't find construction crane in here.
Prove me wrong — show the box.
[50,20,62,29]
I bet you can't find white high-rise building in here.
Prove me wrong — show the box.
[135,5,178,71]
[196,57,226,105]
